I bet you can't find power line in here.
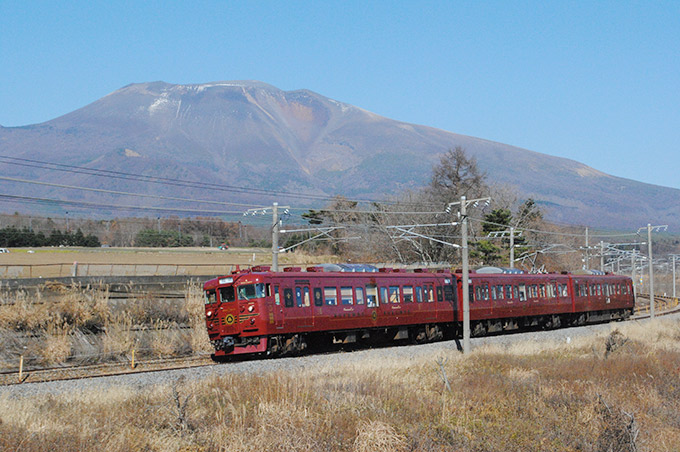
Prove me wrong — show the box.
[0,154,436,207]
[0,194,244,215]
[0,176,268,209]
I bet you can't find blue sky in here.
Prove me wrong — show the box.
[1,1,678,189]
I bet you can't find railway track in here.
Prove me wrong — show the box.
[0,354,214,386]
[3,300,679,387]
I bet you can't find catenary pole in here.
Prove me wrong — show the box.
[509,226,515,269]
[272,202,279,272]
[631,250,636,297]
[461,196,470,355]
[584,227,589,269]
[648,224,655,318]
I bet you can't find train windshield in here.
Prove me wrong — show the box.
[219,286,235,303]
[204,289,217,305]
[238,283,266,300]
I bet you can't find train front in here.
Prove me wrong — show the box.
[203,271,270,358]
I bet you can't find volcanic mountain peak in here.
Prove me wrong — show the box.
[0,80,678,230]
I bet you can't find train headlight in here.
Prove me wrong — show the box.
[207,310,213,317]
[248,305,254,312]
[250,318,255,324]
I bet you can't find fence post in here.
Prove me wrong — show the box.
[72,261,78,277]
[18,355,24,383]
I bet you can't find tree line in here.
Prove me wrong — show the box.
[0,227,100,247]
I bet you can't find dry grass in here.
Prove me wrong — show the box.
[2,318,680,451]
[0,282,211,368]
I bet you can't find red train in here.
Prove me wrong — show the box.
[203,264,634,359]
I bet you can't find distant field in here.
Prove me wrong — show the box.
[0,247,338,278]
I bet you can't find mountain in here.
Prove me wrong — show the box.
[0,80,678,230]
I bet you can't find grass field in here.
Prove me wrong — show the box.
[0,247,340,278]
[1,318,679,451]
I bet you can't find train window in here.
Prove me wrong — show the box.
[341,287,353,305]
[274,285,280,306]
[475,286,481,301]
[303,287,310,306]
[513,285,519,300]
[314,288,323,306]
[416,286,423,303]
[444,284,454,302]
[497,285,504,300]
[355,287,365,305]
[518,284,527,302]
[469,285,474,303]
[380,287,388,304]
[295,287,303,307]
[539,284,546,298]
[238,283,266,300]
[389,286,400,303]
[529,285,538,299]
[491,286,498,300]
[324,287,337,305]
[284,288,294,307]
[220,286,235,303]
[366,285,378,307]
[403,286,414,303]
[505,285,513,299]
[204,289,217,305]
[436,286,444,302]
[597,284,602,296]
[425,285,435,302]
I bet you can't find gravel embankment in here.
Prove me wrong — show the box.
[2,314,676,400]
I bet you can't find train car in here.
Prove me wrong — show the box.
[463,268,634,335]
[203,265,635,359]
[203,265,457,359]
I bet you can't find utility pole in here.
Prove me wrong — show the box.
[670,254,680,299]
[638,223,668,318]
[448,195,491,355]
[245,203,289,272]
[584,227,589,270]
[509,226,515,268]
[460,196,470,354]
[631,250,636,297]
[674,254,677,300]
[648,225,655,318]
[272,202,280,272]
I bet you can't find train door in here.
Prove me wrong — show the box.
[294,283,314,329]
[217,284,239,336]
[366,283,379,326]
[271,283,284,330]
[438,276,457,323]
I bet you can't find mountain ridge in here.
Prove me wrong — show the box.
[0,80,677,230]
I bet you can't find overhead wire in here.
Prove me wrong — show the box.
[0,194,244,215]
[0,176,268,209]
[0,154,443,208]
